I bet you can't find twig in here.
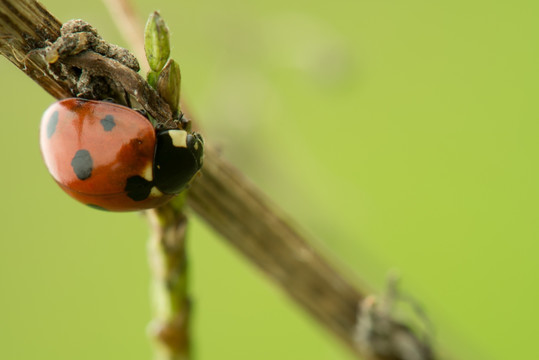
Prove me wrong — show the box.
[0,1,440,359]
[0,0,69,98]
[146,195,191,360]
[187,146,365,345]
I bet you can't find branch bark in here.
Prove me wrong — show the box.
[0,1,439,359]
[146,196,191,360]
[0,0,69,98]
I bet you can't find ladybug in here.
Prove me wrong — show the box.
[40,98,204,211]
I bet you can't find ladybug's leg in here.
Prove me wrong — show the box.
[177,113,192,132]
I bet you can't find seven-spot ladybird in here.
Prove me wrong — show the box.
[40,98,204,211]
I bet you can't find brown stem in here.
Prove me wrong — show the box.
[0,0,70,98]
[188,146,364,346]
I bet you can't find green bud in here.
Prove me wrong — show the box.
[147,70,159,88]
[156,59,182,116]
[144,11,170,72]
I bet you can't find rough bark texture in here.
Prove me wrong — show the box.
[187,146,364,347]
[0,0,70,98]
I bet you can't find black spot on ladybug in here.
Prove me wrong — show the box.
[125,175,153,201]
[47,111,59,138]
[100,115,116,131]
[71,149,93,180]
[87,204,109,211]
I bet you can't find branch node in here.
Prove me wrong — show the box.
[354,276,435,360]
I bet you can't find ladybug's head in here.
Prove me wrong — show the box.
[153,129,204,194]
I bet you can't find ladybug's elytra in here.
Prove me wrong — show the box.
[40,98,204,211]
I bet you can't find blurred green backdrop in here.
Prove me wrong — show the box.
[0,0,537,359]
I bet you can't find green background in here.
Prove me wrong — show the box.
[0,0,537,359]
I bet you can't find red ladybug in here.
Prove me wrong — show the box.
[40,98,204,211]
